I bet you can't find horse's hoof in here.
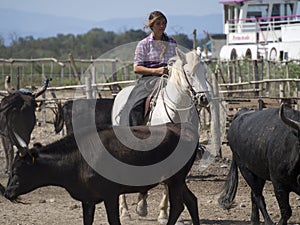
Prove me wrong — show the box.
[158,218,168,224]
[136,200,147,217]
[157,210,168,224]
[119,207,131,221]
[176,220,192,225]
[120,211,131,221]
[175,222,185,225]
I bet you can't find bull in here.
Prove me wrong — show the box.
[52,97,206,221]
[4,122,200,225]
[0,76,49,175]
[54,98,114,134]
[218,104,300,225]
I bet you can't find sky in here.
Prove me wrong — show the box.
[0,0,222,22]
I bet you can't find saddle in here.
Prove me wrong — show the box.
[144,95,153,118]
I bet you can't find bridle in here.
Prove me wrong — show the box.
[148,59,208,124]
[181,61,208,106]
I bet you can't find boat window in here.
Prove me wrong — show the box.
[285,3,294,16]
[224,5,236,22]
[272,4,280,17]
[272,3,294,17]
[247,5,269,20]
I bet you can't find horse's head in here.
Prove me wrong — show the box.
[169,48,210,107]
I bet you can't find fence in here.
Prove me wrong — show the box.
[0,56,136,98]
[1,57,300,157]
[214,58,300,99]
[1,56,299,98]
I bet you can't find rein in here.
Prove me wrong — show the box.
[182,63,205,105]
[161,85,198,124]
[147,61,203,124]
[147,75,168,124]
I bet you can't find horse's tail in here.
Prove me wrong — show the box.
[218,156,238,210]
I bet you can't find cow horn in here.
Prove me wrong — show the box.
[12,132,28,157]
[53,101,65,134]
[279,103,300,130]
[32,78,50,98]
[5,76,15,94]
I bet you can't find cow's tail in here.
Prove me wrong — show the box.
[218,156,238,210]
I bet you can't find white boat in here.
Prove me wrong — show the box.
[218,0,300,60]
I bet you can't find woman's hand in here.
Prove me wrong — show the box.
[156,66,169,75]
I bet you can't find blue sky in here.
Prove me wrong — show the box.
[0,0,222,21]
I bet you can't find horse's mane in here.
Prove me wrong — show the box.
[168,56,186,92]
[168,50,200,93]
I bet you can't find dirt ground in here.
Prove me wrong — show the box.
[0,107,300,225]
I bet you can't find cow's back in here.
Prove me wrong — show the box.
[63,98,114,134]
[228,107,300,181]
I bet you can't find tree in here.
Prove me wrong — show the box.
[171,34,193,50]
[0,28,196,59]
[0,35,5,47]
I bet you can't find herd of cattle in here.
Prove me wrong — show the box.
[0,76,300,225]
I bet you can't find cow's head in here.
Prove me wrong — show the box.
[0,76,50,149]
[4,142,41,201]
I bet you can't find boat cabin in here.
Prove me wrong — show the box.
[219,0,300,60]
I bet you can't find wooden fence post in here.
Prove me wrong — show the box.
[260,60,264,96]
[91,64,97,98]
[285,61,290,95]
[193,29,197,50]
[111,61,118,95]
[265,60,270,97]
[1,62,4,80]
[124,65,130,80]
[253,60,259,96]
[60,66,64,82]
[85,75,92,99]
[211,70,222,158]
[279,83,285,98]
[227,63,233,97]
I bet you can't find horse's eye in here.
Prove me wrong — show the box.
[183,65,190,74]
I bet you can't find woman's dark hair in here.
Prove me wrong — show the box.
[147,11,167,30]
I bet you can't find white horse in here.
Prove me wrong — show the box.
[111,47,211,223]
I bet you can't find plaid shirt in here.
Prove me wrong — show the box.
[134,33,177,68]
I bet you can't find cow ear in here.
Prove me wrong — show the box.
[29,149,39,159]
[33,142,43,149]
[30,143,42,158]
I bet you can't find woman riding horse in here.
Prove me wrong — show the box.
[119,11,177,126]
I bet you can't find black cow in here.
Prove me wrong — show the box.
[218,104,300,225]
[0,76,49,174]
[5,123,200,225]
[54,98,114,134]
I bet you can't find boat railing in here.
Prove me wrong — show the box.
[226,14,300,34]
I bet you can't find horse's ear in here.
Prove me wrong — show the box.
[175,48,187,65]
